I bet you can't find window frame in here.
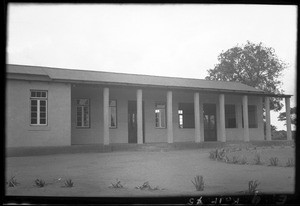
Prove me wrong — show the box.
[76,98,90,128]
[30,90,48,126]
[155,102,166,129]
[109,99,117,129]
[225,104,237,128]
[178,103,195,129]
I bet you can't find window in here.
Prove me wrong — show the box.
[76,99,90,128]
[248,105,258,128]
[225,105,237,128]
[242,105,258,128]
[178,103,194,128]
[109,100,117,128]
[155,103,166,128]
[30,90,47,125]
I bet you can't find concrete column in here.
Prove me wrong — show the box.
[219,94,226,142]
[194,92,201,143]
[167,91,173,143]
[137,89,143,144]
[243,95,250,142]
[103,87,110,145]
[265,97,271,141]
[285,97,292,140]
[199,103,205,142]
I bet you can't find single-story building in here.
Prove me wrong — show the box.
[6,64,293,148]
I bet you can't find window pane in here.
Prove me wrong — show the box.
[31,112,37,118]
[83,106,89,127]
[161,109,166,127]
[40,100,46,106]
[31,91,36,97]
[41,92,46,97]
[77,99,89,106]
[110,107,116,127]
[225,105,236,128]
[31,100,37,106]
[40,119,46,124]
[31,106,37,112]
[36,92,41,97]
[31,118,37,124]
[155,112,160,127]
[40,113,46,118]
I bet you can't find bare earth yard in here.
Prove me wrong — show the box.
[6,147,295,197]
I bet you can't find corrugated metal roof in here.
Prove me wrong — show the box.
[7,64,285,96]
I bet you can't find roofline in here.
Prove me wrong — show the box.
[5,63,256,85]
[7,64,292,98]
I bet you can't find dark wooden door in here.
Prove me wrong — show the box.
[203,104,217,141]
[128,101,145,143]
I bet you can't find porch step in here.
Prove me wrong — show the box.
[6,140,294,157]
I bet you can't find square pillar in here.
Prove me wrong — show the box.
[265,97,271,141]
[285,97,292,140]
[137,89,143,144]
[167,91,173,143]
[103,87,110,145]
[194,92,201,143]
[219,94,226,142]
[243,95,250,142]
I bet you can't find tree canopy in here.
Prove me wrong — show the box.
[205,41,287,111]
[278,106,296,126]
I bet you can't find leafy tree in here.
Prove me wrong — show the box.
[206,41,287,111]
[278,106,296,126]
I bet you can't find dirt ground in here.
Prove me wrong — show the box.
[5,148,295,197]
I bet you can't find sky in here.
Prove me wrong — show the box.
[7,4,297,130]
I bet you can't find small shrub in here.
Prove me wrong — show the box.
[209,148,226,161]
[239,156,247,165]
[191,175,204,191]
[64,179,74,187]
[269,157,279,166]
[209,150,217,160]
[216,149,226,161]
[232,156,239,164]
[223,155,230,163]
[286,158,295,167]
[34,179,46,187]
[110,179,124,189]
[7,176,19,187]
[135,181,160,191]
[253,153,262,165]
[248,180,260,194]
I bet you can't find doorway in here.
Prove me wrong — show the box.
[203,103,217,141]
[128,101,145,143]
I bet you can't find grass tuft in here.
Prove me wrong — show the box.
[110,179,124,189]
[34,179,46,187]
[248,180,260,195]
[253,153,262,165]
[286,158,295,167]
[7,176,19,187]
[269,157,279,166]
[191,175,204,191]
[64,178,74,187]
[238,156,247,165]
[135,181,161,191]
